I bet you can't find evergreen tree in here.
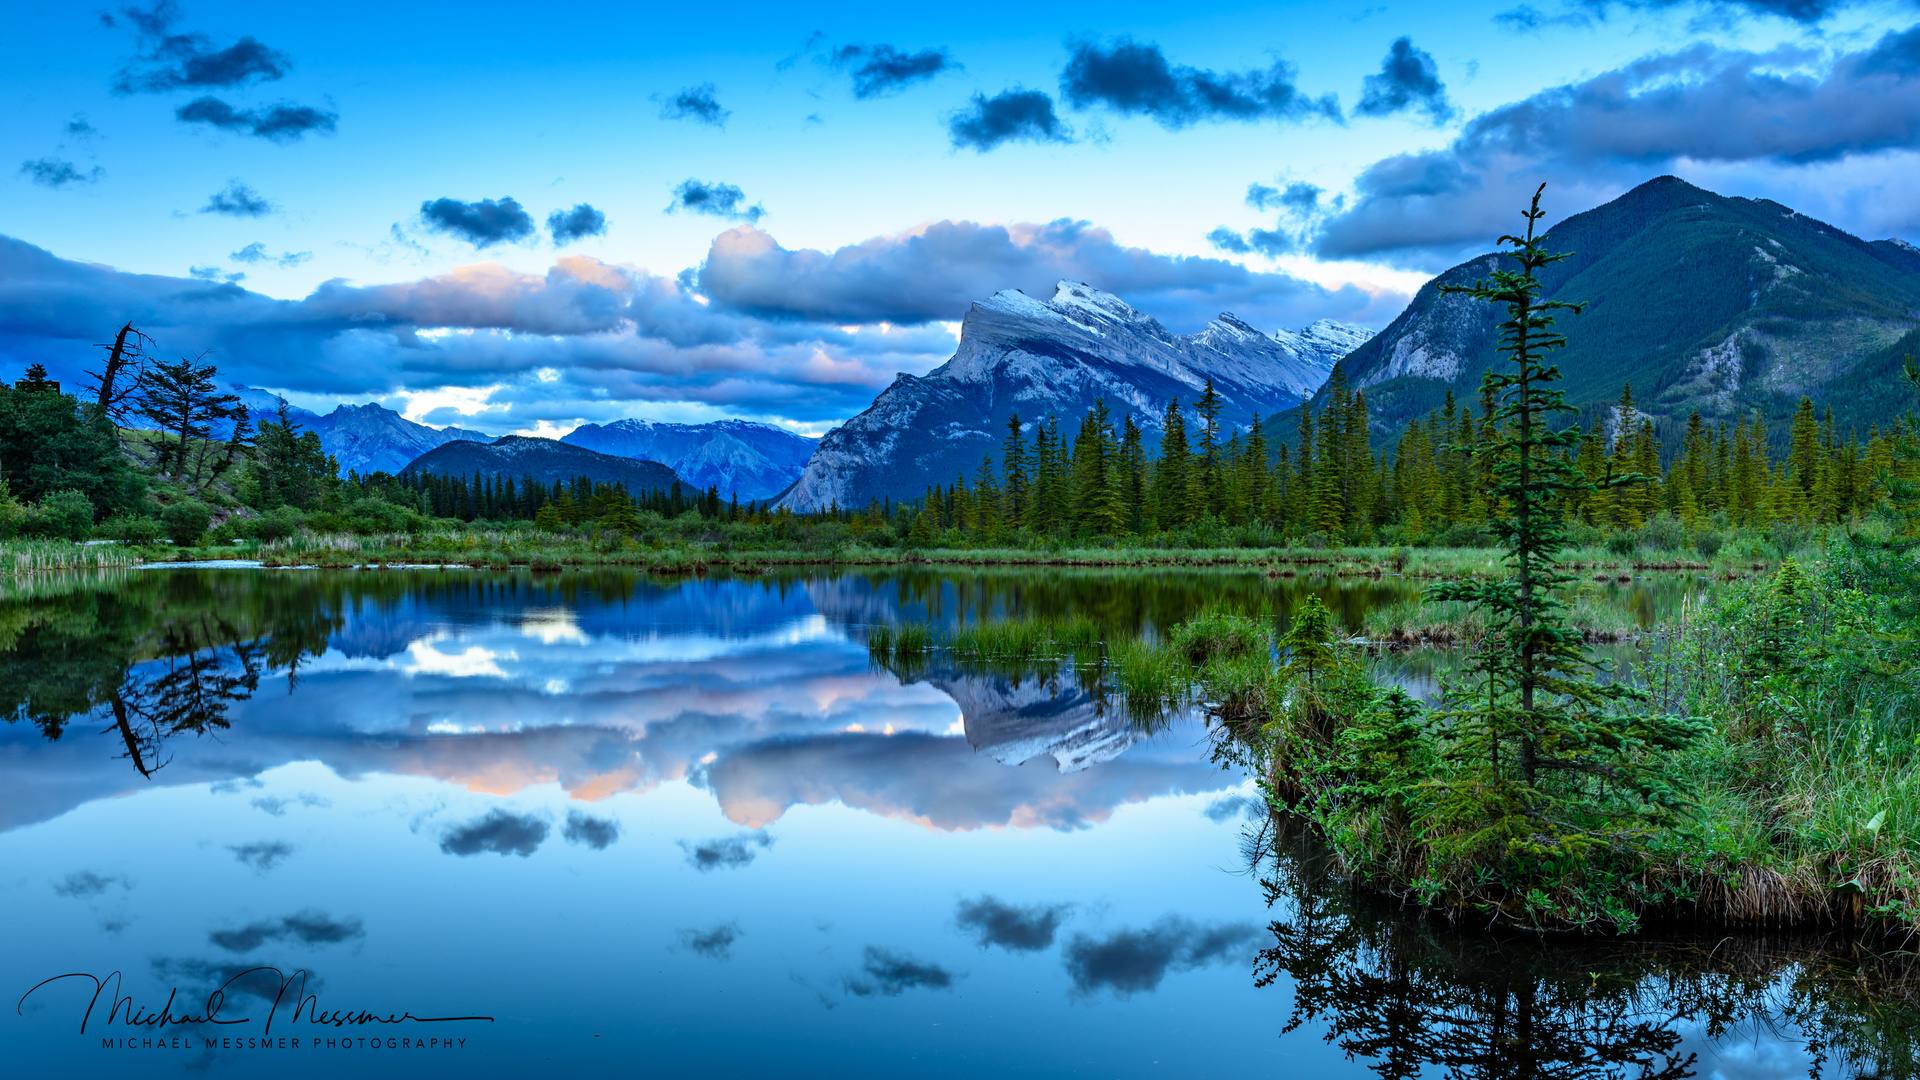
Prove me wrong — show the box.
[1425,186,1705,888]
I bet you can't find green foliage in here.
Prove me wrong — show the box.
[1168,609,1263,665]
[161,500,212,545]
[29,490,96,540]
[249,401,339,511]
[0,380,143,517]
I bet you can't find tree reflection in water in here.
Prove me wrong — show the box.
[1255,819,1920,1079]
[1,570,342,776]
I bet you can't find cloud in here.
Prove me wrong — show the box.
[229,242,311,268]
[1245,183,1280,210]
[1278,182,1322,212]
[249,792,329,815]
[666,180,763,223]
[677,922,741,959]
[190,265,243,282]
[1316,32,1920,265]
[832,43,956,98]
[842,946,957,996]
[947,88,1071,151]
[696,218,1399,331]
[1356,38,1454,123]
[439,808,549,856]
[209,909,364,953]
[420,197,537,248]
[1061,917,1258,998]
[176,97,337,142]
[547,204,607,245]
[678,830,772,871]
[53,870,132,897]
[1059,36,1340,129]
[110,3,291,94]
[150,958,323,1004]
[1578,0,1845,24]
[1203,793,1263,821]
[19,158,104,188]
[562,810,620,849]
[1207,227,1253,254]
[954,896,1069,952]
[229,840,295,871]
[200,180,272,217]
[658,83,729,126]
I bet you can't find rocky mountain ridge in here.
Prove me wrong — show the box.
[776,280,1369,512]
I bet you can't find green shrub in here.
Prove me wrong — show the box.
[1641,512,1686,552]
[1605,531,1640,557]
[104,515,161,544]
[161,500,212,545]
[1694,531,1724,558]
[31,489,96,541]
[249,505,305,542]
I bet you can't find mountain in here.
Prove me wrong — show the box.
[402,435,686,491]
[776,280,1370,512]
[560,418,815,501]
[1326,176,1920,444]
[232,388,493,475]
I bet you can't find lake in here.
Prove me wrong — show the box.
[1,567,1909,1078]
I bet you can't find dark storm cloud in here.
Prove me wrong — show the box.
[1061,916,1258,998]
[678,830,772,871]
[200,180,272,217]
[946,88,1071,151]
[659,83,730,126]
[696,218,1400,330]
[209,909,364,953]
[1316,32,1920,265]
[547,204,607,245]
[677,922,741,959]
[229,840,294,871]
[419,196,537,248]
[110,2,291,94]
[53,870,131,897]
[842,946,957,996]
[1356,38,1453,123]
[1059,36,1340,129]
[562,810,620,849]
[175,96,337,142]
[439,808,549,856]
[954,895,1070,952]
[19,158,103,188]
[666,180,763,222]
[832,43,956,98]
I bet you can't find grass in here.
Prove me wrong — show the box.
[0,540,141,576]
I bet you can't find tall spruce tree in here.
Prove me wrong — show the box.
[1425,186,1705,900]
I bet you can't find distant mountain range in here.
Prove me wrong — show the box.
[776,280,1371,512]
[561,418,814,500]
[1324,176,1920,444]
[404,436,686,491]
[232,389,493,476]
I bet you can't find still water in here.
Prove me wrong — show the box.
[0,567,1908,1078]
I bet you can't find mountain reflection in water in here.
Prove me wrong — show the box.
[0,567,1253,833]
[4,567,1913,1079]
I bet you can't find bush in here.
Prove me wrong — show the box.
[1605,531,1640,557]
[1694,531,1724,559]
[161,500,212,545]
[1431,522,1493,549]
[1641,512,1686,552]
[31,489,96,540]
[104,515,161,544]
[249,505,305,542]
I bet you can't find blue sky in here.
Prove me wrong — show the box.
[5,0,1920,435]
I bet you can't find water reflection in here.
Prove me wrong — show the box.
[0,568,1261,834]
[1257,821,1920,1079]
